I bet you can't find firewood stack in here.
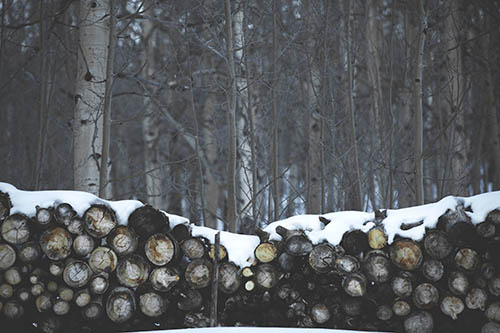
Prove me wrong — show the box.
[1,190,500,333]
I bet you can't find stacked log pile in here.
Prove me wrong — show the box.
[1,190,500,332]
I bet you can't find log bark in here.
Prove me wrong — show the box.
[181,238,205,260]
[116,254,150,288]
[275,226,313,256]
[390,239,423,271]
[465,288,487,311]
[483,322,500,333]
[308,244,336,273]
[362,250,392,283]
[72,233,95,257]
[341,230,368,255]
[421,259,444,282]
[63,260,92,288]
[209,243,227,261]
[177,289,203,311]
[107,226,138,256]
[485,302,500,323]
[255,263,278,289]
[4,266,22,285]
[53,299,71,316]
[67,216,85,235]
[83,204,117,238]
[40,227,73,260]
[0,243,16,270]
[128,205,168,239]
[441,296,464,320]
[170,223,191,243]
[0,192,11,222]
[218,262,241,294]
[185,258,212,289]
[58,286,74,302]
[35,206,54,228]
[149,266,179,292]
[448,271,469,295]
[74,288,91,308]
[454,248,480,272]
[335,255,360,275]
[18,241,41,263]
[393,299,411,317]
[89,246,118,273]
[342,273,367,297]
[404,311,433,333]
[82,300,104,321]
[35,293,53,312]
[1,213,30,245]
[106,287,136,323]
[424,230,453,259]
[139,291,165,317]
[0,283,14,298]
[3,300,24,319]
[368,227,387,250]
[413,283,439,309]
[145,233,178,266]
[89,273,109,295]
[255,242,278,264]
[391,274,413,298]
[55,203,76,226]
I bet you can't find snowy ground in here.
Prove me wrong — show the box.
[130,328,389,333]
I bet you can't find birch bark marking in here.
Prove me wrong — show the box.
[234,0,253,230]
[74,0,110,195]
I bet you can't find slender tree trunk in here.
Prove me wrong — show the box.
[73,0,110,195]
[485,59,500,189]
[35,1,48,190]
[271,0,280,221]
[242,0,259,224]
[141,4,163,208]
[234,1,253,230]
[224,0,237,232]
[201,58,219,228]
[345,0,362,211]
[414,0,426,205]
[387,0,396,207]
[445,0,467,196]
[303,2,322,214]
[365,0,385,207]
[99,0,115,199]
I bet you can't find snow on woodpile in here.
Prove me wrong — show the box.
[2,181,500,268]
[0,182,143,225]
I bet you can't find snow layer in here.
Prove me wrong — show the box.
[130,327,390,333]
[309,211,376,245]
[463,191,500,224]
[2,181,500,269]
[191,226,261,268]
[0,182,143,225]
[382,195,461,243]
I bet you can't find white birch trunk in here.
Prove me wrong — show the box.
[234,5,253,224]
[73,0,109,195]
[141,7,163,208]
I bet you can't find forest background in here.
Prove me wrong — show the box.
[1,0,499,233]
